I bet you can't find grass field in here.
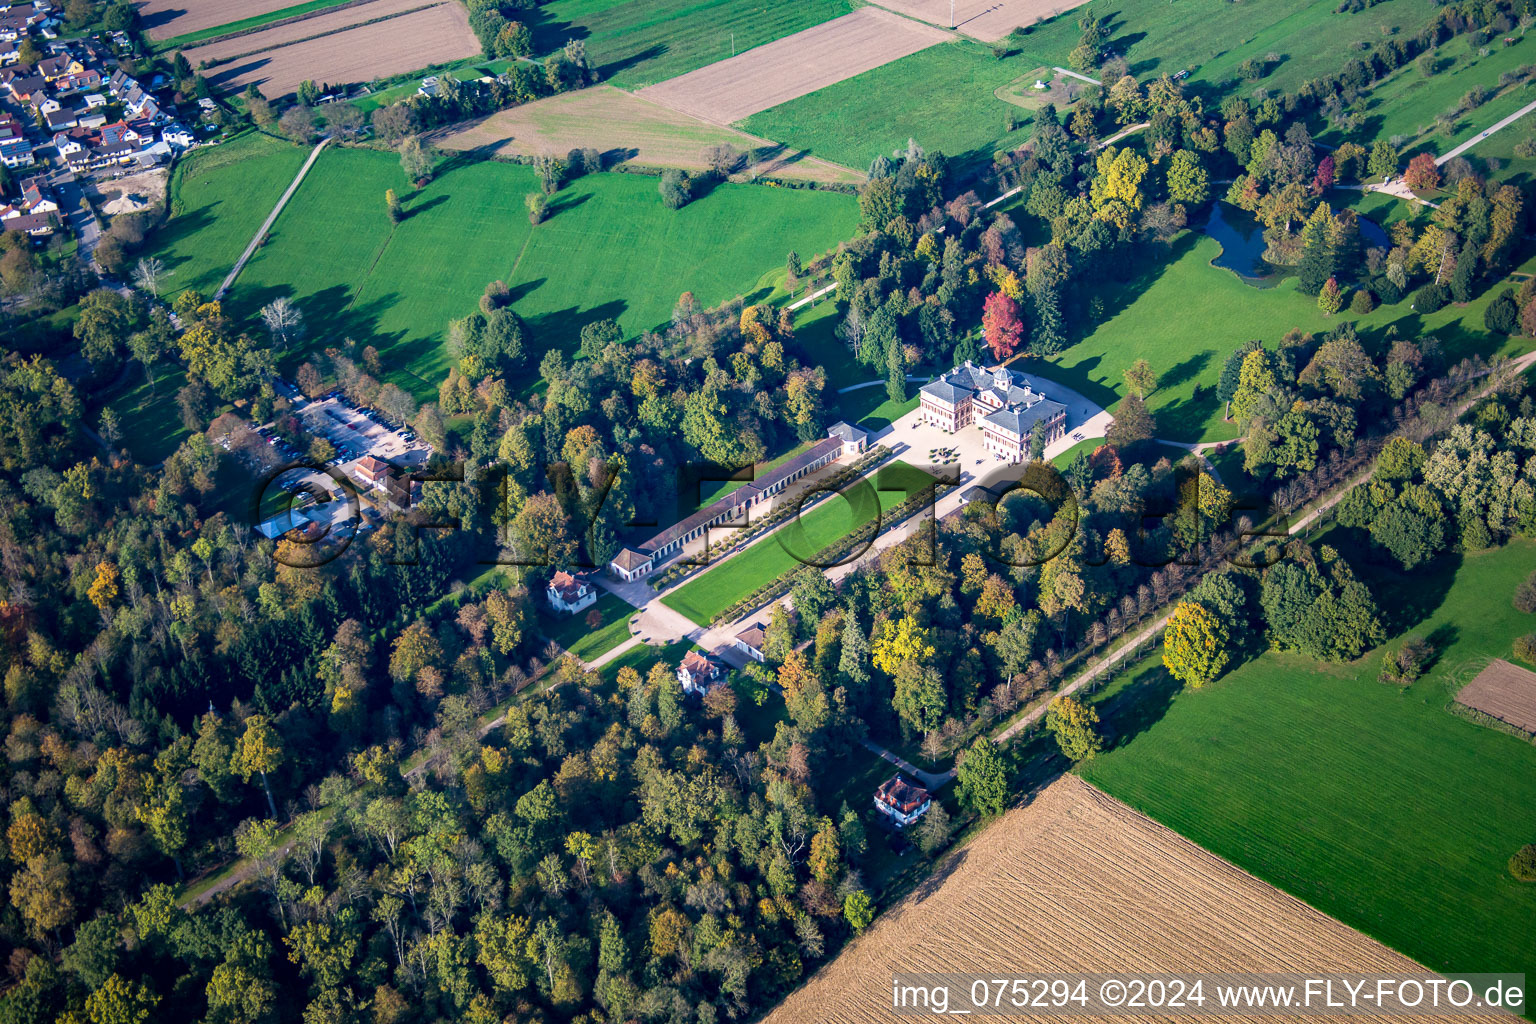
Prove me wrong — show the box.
[1023,230,1536,443]
[738,39,1034,172]
[155,132,311,303]
[661,460,931,624]
[1080,539,1536,988]
[1318,34,1536,155]
[525,0,853,90]
[1014,0,1435,102]
[536,590,635,661]
[102,364,211,464]
[174,147,860,402]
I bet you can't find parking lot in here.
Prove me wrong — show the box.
[270,379,431,475]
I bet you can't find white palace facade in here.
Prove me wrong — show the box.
[918,361,1068,462]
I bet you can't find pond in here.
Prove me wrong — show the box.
[1203,202,1389,286]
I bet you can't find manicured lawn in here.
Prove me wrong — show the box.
[1079,539,1536,986]
[739,40,1034,172]
[661,460,931,624]
[154,132,310,303]
[175,146,859,402]
[526,0,853,89]
[1021,231,1535,443]
[537,591,635,661]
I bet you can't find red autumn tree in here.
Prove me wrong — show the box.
[1311,153,1335,197]
[981,291,1024,361]
[1403,152,1441,192]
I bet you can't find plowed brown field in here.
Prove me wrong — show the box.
[437,85,863,183]
[1456,658,1536,734]
[636,8,951,125]
[138,0,347,41]
[767,776,1470,1024]
[187,1,477,98]
[180,0,434,62]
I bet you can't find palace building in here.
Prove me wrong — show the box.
[918,361,1068,463]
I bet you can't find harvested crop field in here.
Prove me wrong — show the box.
[138,0,344,41]
[184,0,477,98]
[636,8,952,125]
[871,0,1092,42]
[1455,658,1536,734]
[436,86,862,183]
[766,776,1461,1024]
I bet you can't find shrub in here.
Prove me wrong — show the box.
[1412,281,1449,313]
[1379,636,1431,685]
[1510,844,1536,882]
[1514,572,1536,613]
[659,169,692,210]
[525,192,547,225]
[1513,633,1536,665]
[1350,288,1375,314]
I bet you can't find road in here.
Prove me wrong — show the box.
[1436,96,1536,166]
[51,172,101,260]
[216,137,330,299]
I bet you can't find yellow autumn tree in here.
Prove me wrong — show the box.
[1162,600,1230,689]
[870,617,935,675]
[87,561,119,612]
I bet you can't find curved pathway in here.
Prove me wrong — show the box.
[215,136,329,299]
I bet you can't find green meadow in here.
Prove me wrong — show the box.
[152,0,357,52]
[1080,538,1536,988]
[527,0,852,89]
[536,590,635,661]
[158,145,860,402]
[1024,231,1536,443]
[739,40,1034,172]
[1015,0,1434,101]
[155,132,310,303]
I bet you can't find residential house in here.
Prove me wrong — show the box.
[76,105,104,129]
[6,73,43,102]
[43,106,75,131]
[162,123,194,148]
[0,133,33,166]
[0,40,16,65]
[677,650,725,694]
[918,360,1068,464]
[874,775,932,827]
[545,571,596,614]
[18,175,55,213]
[55,68,100,94]
[0,209,54,235]
[35,53,67,79]
[733,622,766,663]
[608,546,653,583]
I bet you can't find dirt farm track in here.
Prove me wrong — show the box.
[766,777,1476,1024]
[184,0,478,98]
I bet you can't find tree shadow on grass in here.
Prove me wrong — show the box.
[1097,662,1183,752]
[548,191,591,216]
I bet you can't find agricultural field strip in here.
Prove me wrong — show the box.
[1454,659,1536,734]
[180,0,447,64]
[765,776,1461,1024]
[635,8,953,125]
[868,0,1093,43]
[434,85,865,182]
[192,4,479,99]
[138,0,350,41]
